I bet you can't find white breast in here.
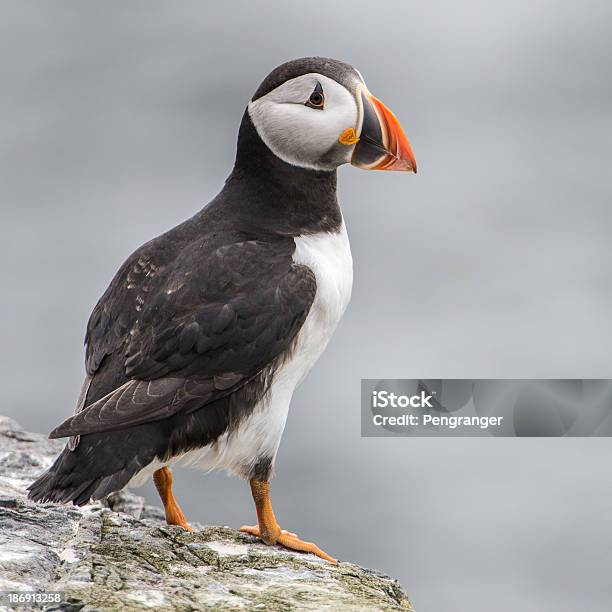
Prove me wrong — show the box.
[288,221,354,386]
[128,223,353,485]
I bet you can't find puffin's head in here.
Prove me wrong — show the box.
[247,57,417,173]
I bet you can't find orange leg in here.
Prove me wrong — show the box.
[153,467,193,532]
[240,478,337,564]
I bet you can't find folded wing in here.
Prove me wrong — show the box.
[51,237,316,439]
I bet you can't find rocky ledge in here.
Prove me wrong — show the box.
[0,416,413,611]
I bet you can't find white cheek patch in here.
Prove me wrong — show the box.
[248,73,358,171]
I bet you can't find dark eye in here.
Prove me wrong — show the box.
[305,82,324,109]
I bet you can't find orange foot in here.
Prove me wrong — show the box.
[239,523,337,564]
[153,466,193,532]
[166,504,193,532]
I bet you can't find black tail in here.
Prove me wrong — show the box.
[27,426,159,506]
[28,399,235,505]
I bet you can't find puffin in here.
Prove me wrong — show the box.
[28,57,416,563]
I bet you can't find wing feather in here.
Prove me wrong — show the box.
[49,375,251,438]
[53,236,316,438]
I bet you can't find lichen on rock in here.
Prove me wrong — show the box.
[0,416,413,611]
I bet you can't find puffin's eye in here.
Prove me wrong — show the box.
[305,82,324,109]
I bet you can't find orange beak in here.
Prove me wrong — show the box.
[351,90,417,173]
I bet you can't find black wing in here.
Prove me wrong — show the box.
[50,237,316,438]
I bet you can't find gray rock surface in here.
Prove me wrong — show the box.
[0,416,413,611]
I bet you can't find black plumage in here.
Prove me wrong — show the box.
[28,59,351,505]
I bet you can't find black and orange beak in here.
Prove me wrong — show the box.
[351,90,417,173]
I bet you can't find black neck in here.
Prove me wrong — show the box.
[213,111,342,236]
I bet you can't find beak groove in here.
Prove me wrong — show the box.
[351,90,417,173]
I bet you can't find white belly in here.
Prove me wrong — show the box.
[129,223,353,485]
[287,220,354,386]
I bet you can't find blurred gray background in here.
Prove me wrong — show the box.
[1,1,611,610]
